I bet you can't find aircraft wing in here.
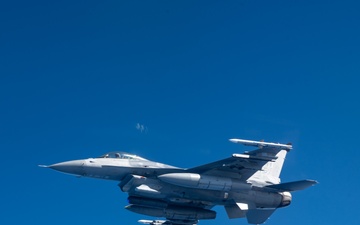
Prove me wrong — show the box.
[187,147,281,181]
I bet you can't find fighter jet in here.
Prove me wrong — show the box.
[41,138,317,225]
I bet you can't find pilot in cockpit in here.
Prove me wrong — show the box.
[115,153,121,158]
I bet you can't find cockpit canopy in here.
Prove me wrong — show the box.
[97,152,148,161]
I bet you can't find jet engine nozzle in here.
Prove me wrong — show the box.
[279,191,292,207]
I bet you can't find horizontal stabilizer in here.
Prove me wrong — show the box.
[266,179,318,192]
[247,208,276,224]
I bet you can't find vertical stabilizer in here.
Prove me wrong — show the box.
[266,149,287,180]
[247,147,289,185]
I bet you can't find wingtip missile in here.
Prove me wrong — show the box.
[229,138,292,150]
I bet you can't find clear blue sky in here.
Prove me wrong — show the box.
[1,1,359,224]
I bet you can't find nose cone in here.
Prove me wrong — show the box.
[49,160,85,176]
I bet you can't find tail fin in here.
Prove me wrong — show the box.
[230,138,292,185]
[265,149,287,181]
[247,147,289,185]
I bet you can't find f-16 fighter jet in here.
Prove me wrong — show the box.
[41,138,317,225]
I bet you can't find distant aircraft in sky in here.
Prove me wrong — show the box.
[41,138,317,225]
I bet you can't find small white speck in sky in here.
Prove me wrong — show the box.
[136,123,148,133]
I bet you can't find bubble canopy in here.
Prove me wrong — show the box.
[97,152,148,161]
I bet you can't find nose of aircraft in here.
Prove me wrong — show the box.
[48,160,85,176]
